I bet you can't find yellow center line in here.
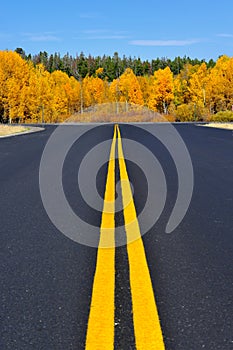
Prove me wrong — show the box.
[117,125,165,350]
[85,125,117,350]
[85,124,165,350]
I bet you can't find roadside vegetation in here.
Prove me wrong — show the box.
[0,125,28,136]
[1,50,233,123]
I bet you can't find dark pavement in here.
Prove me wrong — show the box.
[0,124,232,349]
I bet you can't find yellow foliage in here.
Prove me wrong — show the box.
[2,50,233,123]
[137,76,151,106]
[82,76,107,108]
[96,67,104,76]
[110,68,143,106]
[148,67,174,113]
[207,55,233,112]
[189,63,210,107]
[173,64,199,106]
[0,51,83,123]
[0,51,30,122]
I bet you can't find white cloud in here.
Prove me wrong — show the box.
[217,33,233,38]
[22,33,61,42]
[86,35,130,40]
[129,39,201,46]
[82,29,108,34]
[78,29,130,40]
[29,35,60,42]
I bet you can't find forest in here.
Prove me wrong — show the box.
[0,49,233,123]
[15,48,216,80]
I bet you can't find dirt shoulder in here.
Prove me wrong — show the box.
[0,125,44,137]
[201,123,233,130]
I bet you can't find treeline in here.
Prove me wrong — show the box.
[15,48,216,81]
[1,50,233,123]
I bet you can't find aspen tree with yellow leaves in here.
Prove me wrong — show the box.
[173,64,198,106]
[82,75,107,108]
[109,68,144,110]
[48,70,71,122]
[207,55,233,113]
[148,67,174,113]
[137,76,151,107]
[0,51,29,122]
[19,62,41,122]
[63,76,81,115]
[118,68,144,105]
[189,63,209,108]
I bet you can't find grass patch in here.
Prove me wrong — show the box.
[67,103,175,123]
[0,125,29,136]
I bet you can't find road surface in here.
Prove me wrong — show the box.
[0,124,232,349]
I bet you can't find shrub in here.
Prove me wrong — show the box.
[210,110,233,122]
[175,103,207,122]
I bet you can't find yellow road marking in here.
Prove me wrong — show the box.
[85,125,165,350]
[85,125,117,350]
[117,125,165,350]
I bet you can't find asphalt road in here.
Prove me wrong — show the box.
[0,124,232,349]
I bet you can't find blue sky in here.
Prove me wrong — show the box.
[1,0,233,60]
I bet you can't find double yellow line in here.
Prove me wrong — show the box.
[85,125,165,350]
